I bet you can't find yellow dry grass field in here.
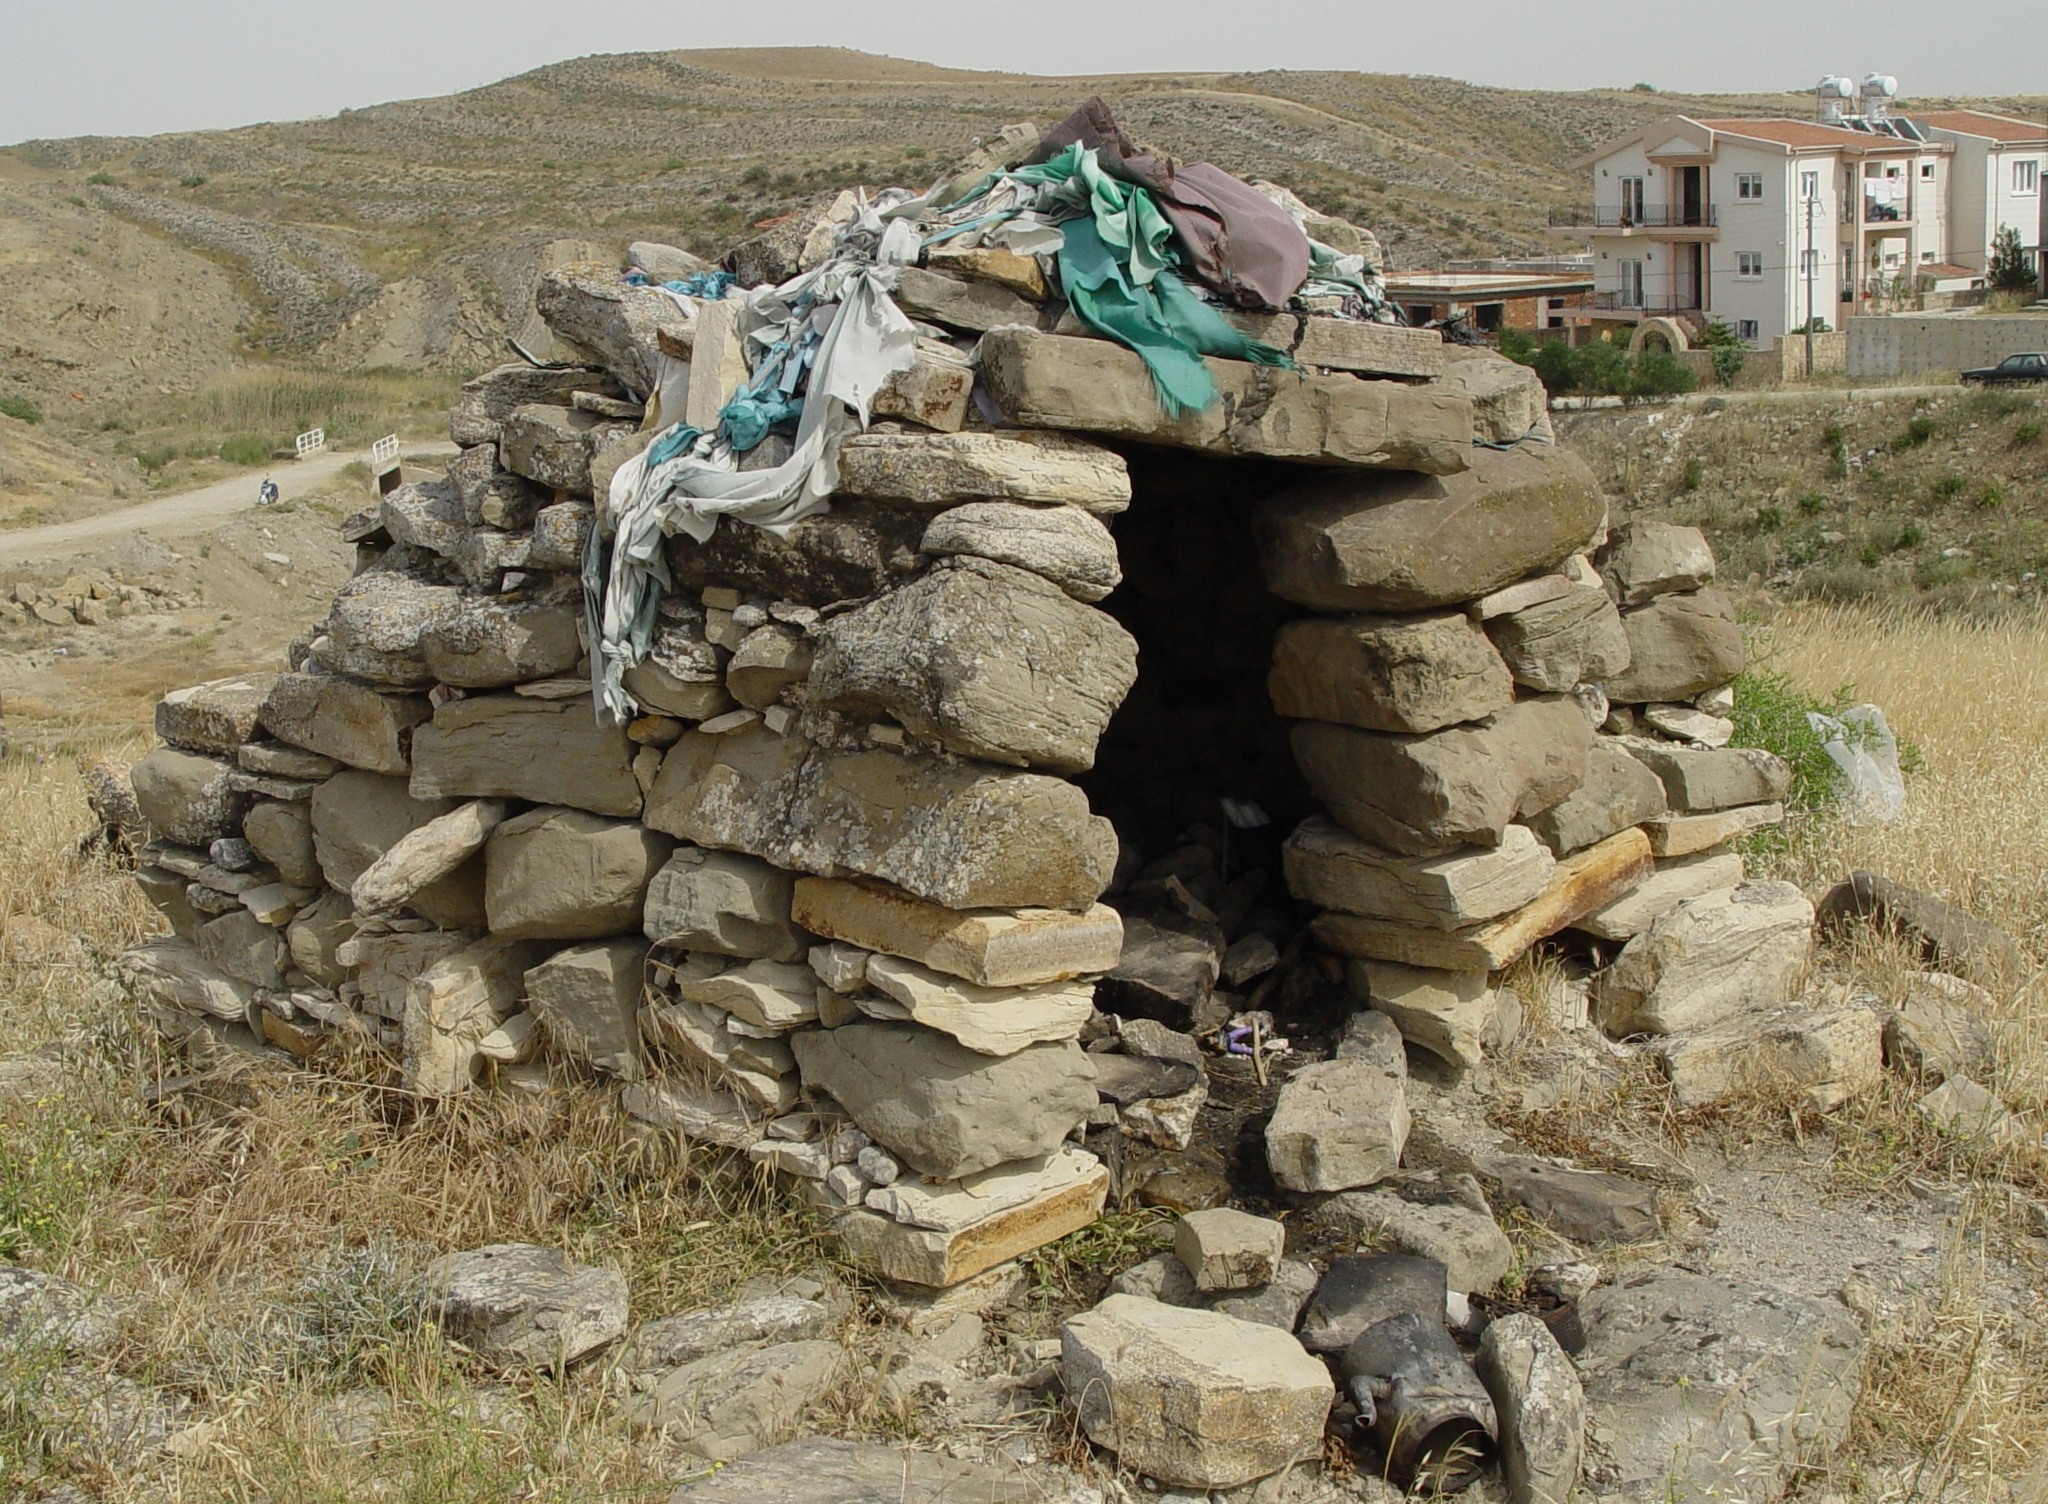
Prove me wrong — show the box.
[6,600,2048,1499]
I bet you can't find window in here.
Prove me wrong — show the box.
[1618,260,1644,306]
[2016,159,2041,195]
[1801,170,1821,201]
[1736,173,1764,201]
[1921,162,1936,180]
[1619,176,1646,222]
[1737,251,1764,278]
[1922,250,1935,262]
[1737,320,1760,342]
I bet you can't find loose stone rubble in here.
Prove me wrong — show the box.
[102,104,1913,1499]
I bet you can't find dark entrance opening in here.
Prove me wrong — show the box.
[1078,448,1317,912]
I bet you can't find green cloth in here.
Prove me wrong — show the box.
[1059,217,1291,418]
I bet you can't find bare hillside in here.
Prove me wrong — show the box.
[0,47,2039,418]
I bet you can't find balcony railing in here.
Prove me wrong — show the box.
[1550,204,1719,229]
[1589,291,1704,313]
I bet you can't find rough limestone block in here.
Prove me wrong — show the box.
[1600,521,1716,605]
[662,499,929,607]
[534,262,688,393]
[789,1022,1097,1179]
[809,557,1136,775]
[682,298,750,431]
[117,938,252,1021]
[1527,739,1669,855]
[1656,1001,1881,1110]
[351,799,505,916]
[258,671,430,776]
[1484,585,1631,694]
[1435,353,1550,443]
[485,806,673,940]
[1476,1313,1584,1504]
[892,264,1048,332]
[1224,310,1448,377]
[196,908,286,990]
[673,958,819,1032]
[411,696,642,818]
[723,625,812,712]
[1061,1295,1336,1490]
[286,890,353,988]
[1292,696,1592,857]
[405,936,549,1096]
[1622,742,1792,814]
[317,571,460,687]
[131,748,245,847]
[642,999,798,1112]
[982,327,1472,474]
[427,1242,628,1370]
[920,501,1122,602]
[449,363,595,447]
[311,771,488,929]
[645,726,1117,911]
[837,1160,1108,1288]
[446,443,546,530]
[1268,611,1513,734]
[1265,1058,1409,1193]
[1576,850,1745,942]
[791,877,1122,987]
[1605,590,1745,704]
[155,675,277,755]
[420,595,583,690]
[871,345,975,432]
[621,612,731,721]
[1347,960,1496,1070]
[834,429,1131,514]
[863,954,1094,1056]
[1594,881,1815,1036]
[1884,974,2000,1083]
[524,937,649,1079]
[1283,818,1555,929]
[1174,1209,1285,1293]
[499,404,621,494]
[1315,828,1654,972]
[1315,1183,1514,1292]
[379,479,469,560]
[527,501,595,573]
[1254,444,1606,611]
[243,800,322,889]
[641,846,805,961]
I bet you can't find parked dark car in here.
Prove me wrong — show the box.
[1961,352,2048,385]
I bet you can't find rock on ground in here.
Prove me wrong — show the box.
[662,1436,1036,1502]
[628,1338,842,1462]
[1594,881,1815,1037]
[1061,1294,1335,1490]
[426,1243,627,1370]
[1576,1273,1862,1504]
[1477,1312,1584,1504]
[1265,1058,1409,1193]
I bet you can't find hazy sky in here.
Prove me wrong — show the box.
[4,0,2040,147]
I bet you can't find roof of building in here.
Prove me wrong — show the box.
[1384,270,1594,300]
[1578,113,1952,167]
[1920,261,1981,280]
[1919,110,2048,145]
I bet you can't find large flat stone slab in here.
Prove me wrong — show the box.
[791,877,1123,987]
[1593,880,1815,1036]
[645,727,1116,911]
[981,327,1471,473]
[1284,817,1556,928]
[1316,827,1654,972]
[834,430,1131,513]
[411,696,642,818]
[863,954,1094,1055]
[1254,444,1605,611]
[1604,589,1745,704]
[155,675,277,755]
[259,672,430,776]
[839,1156,1109,1287]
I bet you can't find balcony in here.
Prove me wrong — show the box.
[1551,204,1720,233]
[1582,291,1705,318]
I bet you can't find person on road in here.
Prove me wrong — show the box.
[257,476,279,507]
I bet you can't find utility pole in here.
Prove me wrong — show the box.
[1805,186,1818,374]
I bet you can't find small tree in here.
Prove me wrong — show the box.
[1988,226,2037,295]
[1696,320,1749,387]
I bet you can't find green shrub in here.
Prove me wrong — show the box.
[1697,319,1747,386]
[1754,505,1784,532]
[1989,226,2038,294]
[83,171,113,186]
[1797,491,1826,514]
[1497,328,1538,365]
[1728,666,1855,817]
[1895,521,1926,550]
[135,445,175,472]
[1623,350,1697,404]
[1891,414,1937,451]
[179,173,206,188]
[217,433,276,466]
[1931,473,1967,502]
[2015,420,2043,446]
[1976,481,2007,510]
[0,395,42,424]
[1679,457,1704,493]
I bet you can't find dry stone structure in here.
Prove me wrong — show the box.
[117,114,1804,1305]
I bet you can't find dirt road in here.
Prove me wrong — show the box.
[0,442,455,565]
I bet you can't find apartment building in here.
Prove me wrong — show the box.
[1920,110,2048,275]
[1565,77,1956,348]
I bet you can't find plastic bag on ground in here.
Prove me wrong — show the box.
[1806,703,1905,825]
